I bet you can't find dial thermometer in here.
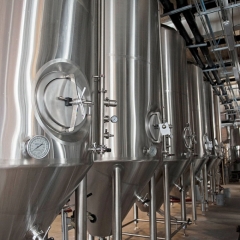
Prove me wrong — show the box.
[27,136,50,159]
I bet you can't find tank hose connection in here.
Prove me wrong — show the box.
[87,212,97,223]
[135,193,150,207]
[173,182,183,192]
[88,142,111,154]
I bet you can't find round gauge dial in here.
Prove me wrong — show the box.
[27,136,50,159]
[110,115,118,123]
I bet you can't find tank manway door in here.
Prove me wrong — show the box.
[36,71,92,133]
[146,112,163,144]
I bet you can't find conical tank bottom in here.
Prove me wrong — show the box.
[87,159,159,237]
[136,158,190,213]
[0,165,90,239]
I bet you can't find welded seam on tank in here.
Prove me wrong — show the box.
[108,53,152,65]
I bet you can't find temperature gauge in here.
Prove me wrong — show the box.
[26,136,50,159]
[110,115,118,123]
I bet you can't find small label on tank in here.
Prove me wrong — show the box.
[159,123,171,136]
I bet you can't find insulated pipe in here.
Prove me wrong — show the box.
[112,165,122,240]
[149,175,157,240]
[176,0,233,109]
[159,0,205,69]
[159,0,230,107]
[176,0,222,85]
[163,163,171,240]
[190,160,197,223]
[180,174,186,222]
[75,177,87,240]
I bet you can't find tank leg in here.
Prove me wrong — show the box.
[133,203,139,230]
[210,168,216,204]
[112,165,122,240]
[180,173,187,236]
[190,160,197,224]
[163,163,171,240]
[200,170,206,214]
[75,176,87,240]
[88,234,94,240]
[180,174,186,222]
[149,174,157,240]
[203,164,208,211]
[61,209,68,240]
[212,167,216,202]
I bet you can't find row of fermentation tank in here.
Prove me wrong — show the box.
[0,0,223,239]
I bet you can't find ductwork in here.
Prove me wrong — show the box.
[159,0,233,110]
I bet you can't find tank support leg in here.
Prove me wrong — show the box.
[190,160,197,224]
[180,174,186,222]
[164,163,171,240]
[88,234,94,240]
[212,167,216,203]
[75,176,87,240]
[149,174,157,240]
[203,164,208,211]
[112,165,122,240]
[133,203,139,230]
[210,166,216,204]
[200,170,205,213]
[61,209,68,240]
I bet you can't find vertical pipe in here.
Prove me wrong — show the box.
[203,164,208,210]
[149,174,157,240]
[190,160,197,223]
[133,203,139,229]
[163,163,171,240]
[180,174,186,221]
[112,165,122,240]
[99,0,105,145]
[61,209,68,240]
[75,176,87,240]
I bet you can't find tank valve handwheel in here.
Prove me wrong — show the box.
[183,123,194,150]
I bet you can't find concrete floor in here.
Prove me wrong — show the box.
[49,183,240,240]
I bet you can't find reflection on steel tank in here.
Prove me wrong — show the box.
[87,0,162,238]
[136,26,192,213]
[0,0,96,239]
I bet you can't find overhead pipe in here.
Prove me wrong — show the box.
[176,0,233,109]
[159,0,230,108]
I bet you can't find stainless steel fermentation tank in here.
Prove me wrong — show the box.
[187,64,211,179]
[207,85,223,172]
[0,0,96,239]
[230,128,240,162]
[87,0,161,238]
[136,26,191,213]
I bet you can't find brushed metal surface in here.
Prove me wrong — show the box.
[137,26,191,213]
[160,26,191,161]
[87,0,161,237]
[187,64,208,177]
[0,0,96,238]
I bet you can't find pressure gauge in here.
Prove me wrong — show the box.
[110,115,118,123]
[26,136,50,159]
